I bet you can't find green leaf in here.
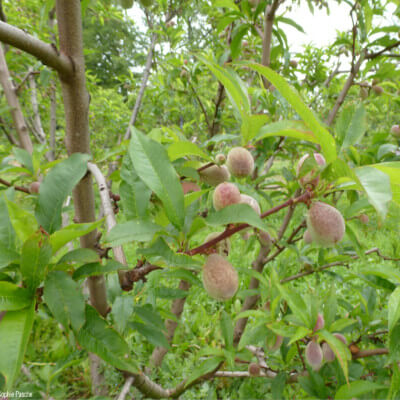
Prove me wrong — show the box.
[287,326,310,346]
[256,119,317,144]
[276,16,305,33]
[185,356,224,387]
[57,248,100,265]
[355,166,392,218]
[230,24,249,60]
[111,296,134,334]
[389,287,400,333]
[5,198,38,243]
[72,260,125,281]
[133,304,165,331]
[13,147,34,175]
[129,128,184,229]
[198,55,250,117]
[154,286,188,299]
[319,330,351,384]
[130,321,170,349]
[206,203,268,232]
[241,113,270,144]
[0,282,33,311]
[120,152,152,219]
[43,271,85,332]
[335,380,387,400]
[0,244,19,270]
[104,219,162,247]
[371,162,400,205]
[245,63,336,162]
[35,153,91,233]
[214,0,239,11]
[20,231,52,292]
[340,104,367,149]
[138,237,201,270]
[0,302,35,390]
[167,141,210,162]
[273,281,310,327]
[220,311,234,349]
[49,220,103,253]
[77,305,138,374]
[0,194,15,250]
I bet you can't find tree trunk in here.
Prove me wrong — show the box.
[0,44,33,152]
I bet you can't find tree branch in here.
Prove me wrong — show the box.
[186,191,312,256]
[87,162,131,290]
[123,31,157,141]
[0,21,73,77]
[0,177,30,193]
[325,51,365,126]
[0,43,33,152]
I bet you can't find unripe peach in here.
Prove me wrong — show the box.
[199,165,230,186]
[322,342,335,362]
[204,232,231,256]
[248,362,260,376]
[391,125,400,137]
[119,0,133,8]
[29,181,40,194]
[296,152,326,187]
[183,59,188,65]
[202,254,239,300]
[359,87,368,100]
[213,182,241,211]
[372,85,383,95]
[333,332,347,345]
[226,147,254,178]
[266,334,283,352]
[215,153,226,165]
[290,59,298,68]
[242,40,249,47]
[180,69,188,78]
[257,230,272,250]
[372,78,379,86]
[305,340,323,370]
[307,202,345,246]
[322,333,347,362]
[303,229,312,244]
[358,213,369,224]
[313,313,325,332]
[181,181,200,194]
[239,194,261,215]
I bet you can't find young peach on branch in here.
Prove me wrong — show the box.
[226,147,254,178]
[202,253,238,300]
[306,201,345,246]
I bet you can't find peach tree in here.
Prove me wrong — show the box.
[0,0,399,399]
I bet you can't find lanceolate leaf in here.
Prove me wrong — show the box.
[20,231,52,293]
[6,198,37,243]
[0,244,19,270]
[0,302,35,390]
[256,120,317,144]
[77,305,138,374]
[120,152,152,219]
[241,113,270,144]
[355,166,392,218]
[0,193,16,250]
[36,153,91,233]
[185,356,224,387]
[198,55,250,117]
[371,162,400,205]
[0,282,33,311]
[167,141,210,162]
[72,260,125,281]
[57,248,100,265]
[129,128,184,230]
[138,237,201,269]
[104,219,162,247]
[206,203,269,232]
[334,380,386,400]
[245,63,337,162]
[43,271,85,332]
[49,220,103,254]
[318,330,351,384]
